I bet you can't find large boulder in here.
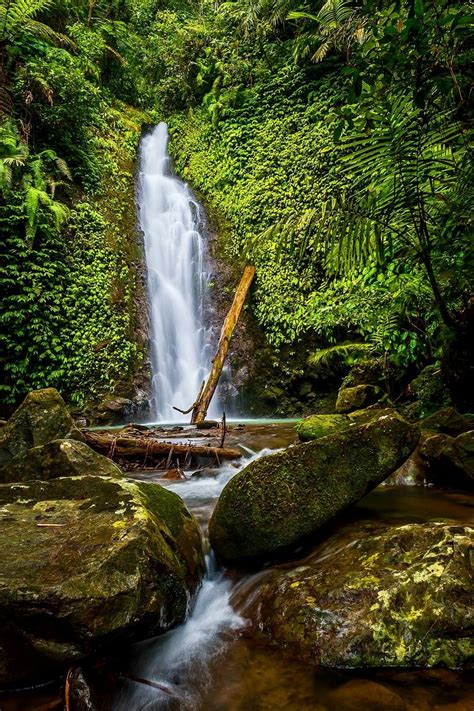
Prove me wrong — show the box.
[419,407,474,437]
[0,439,122,483]
[0,389,79,466]
[335,384,383,413]
[420,431,474,488]
[248,521,474,669]
[209,413,419,562]
[0,476,204,685]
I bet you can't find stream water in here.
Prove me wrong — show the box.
[139,123,219,422]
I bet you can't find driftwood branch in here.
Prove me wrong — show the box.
[172,380,205,415]
[82,430,241,468]
[192,265,255,424]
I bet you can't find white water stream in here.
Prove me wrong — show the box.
[113,448,276,710]
[139,123,219,422]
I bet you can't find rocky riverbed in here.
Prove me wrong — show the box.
[0,389,472,710]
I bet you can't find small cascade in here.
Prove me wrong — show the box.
[115,552,244,710]
[139,123,219,422]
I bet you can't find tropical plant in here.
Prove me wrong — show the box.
[0,119,71,242]
[262,92,470,330]
[0,0,72,119]
[288,0,366,63]
[307,341,372,376]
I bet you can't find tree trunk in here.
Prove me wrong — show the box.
[191,264,255,424]
[82,430,241,464]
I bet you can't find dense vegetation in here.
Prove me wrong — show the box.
[0,0,472,411]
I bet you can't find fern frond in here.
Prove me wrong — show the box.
[308,342,373,376]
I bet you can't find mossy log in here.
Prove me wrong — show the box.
[82,430,241,469]
[191,264,255,424]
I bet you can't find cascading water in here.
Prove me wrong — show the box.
[139,123,219,422]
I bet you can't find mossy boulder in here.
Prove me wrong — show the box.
[0,389,80,466]
[250,521,474,668]
[0,476,204,685]
[420,431,474,488]
[296,414,350,442]
[409,365,451,418]
[342,359,384,389]
[419,407,474,437]
[335,384,383,414]
[297,406,395,443]
[209,413,419,562]
[0,439,122,484]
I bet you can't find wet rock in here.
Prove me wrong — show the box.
[209,413,419,562]
[0,475,204,684]
[0,389,79,466]
[296,414,350,442]
[94,396,133,425]
[420,431,474,488]
[419,407,474,437]
[251,521,473,669]
[65,667,96,711]
[192,467,220,479]
[335,384,383,414]
[161,467,187,480]
[384,450,427,486]
[0,439,122,483]
[195,420,219,430]
[328,680,406,711]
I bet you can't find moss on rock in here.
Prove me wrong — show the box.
[0,389,79,465]
[250,521,474,669]
[0,439,122,483]
[296,414,350,442]
[336,384,384,414]
[209,413,419,562]
[0,475,204,685]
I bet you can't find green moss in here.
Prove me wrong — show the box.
[210,413,420,561]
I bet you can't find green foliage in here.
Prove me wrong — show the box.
[307,342,372,377]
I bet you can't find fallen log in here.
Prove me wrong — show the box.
[82,431,241,468]
[192,264,255,424]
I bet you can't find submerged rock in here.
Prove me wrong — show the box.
[335,384,383,413]
[209,413,419,562]
[328,679,406,711]
[250,521,474,669]
[0,475,204,684]
[0,388,79,465]
[0,439,122,483]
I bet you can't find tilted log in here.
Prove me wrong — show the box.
[82,431,241,465]
[191,264,255,424]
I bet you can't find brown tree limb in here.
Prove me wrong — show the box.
[192,265,255,424]
[82,431,241,464]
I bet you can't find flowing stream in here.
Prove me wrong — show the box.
[139,123,219,422]
[106,423,474,710]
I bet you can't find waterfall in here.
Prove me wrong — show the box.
[139,123,219,422]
